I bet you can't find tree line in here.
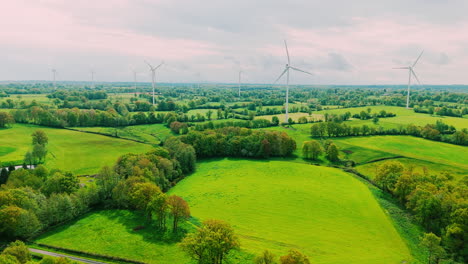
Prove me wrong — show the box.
[373,161,467,263]
[310,120,468,146]
[179,127,296,158]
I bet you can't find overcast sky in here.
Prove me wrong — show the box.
[1,0,467,84]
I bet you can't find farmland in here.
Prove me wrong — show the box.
[0,124,153,175]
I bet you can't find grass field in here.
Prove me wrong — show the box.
[35,210,192,264]
[0,124,153,175]
[355,158,468,180]
[333,136,468,170]
[0,94,51,104]
[169,159,414,264]
[317,106,468,130]
[70,124,173,145]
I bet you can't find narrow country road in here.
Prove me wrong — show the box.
[29,248,108,264]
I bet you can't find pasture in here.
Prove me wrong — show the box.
[70,123,173,145]
[34,210,192,264]
[169,159,414,264]
[0,124,153,175]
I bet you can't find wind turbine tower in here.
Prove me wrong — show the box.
[273,40,313,123]
[90,70,95,88]
[145,60,164,105]
[393,51,424,109]
[132,69,137,91]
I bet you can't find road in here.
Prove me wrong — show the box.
[29,248,108,264]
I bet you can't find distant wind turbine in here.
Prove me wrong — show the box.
[51,69,57,89]
[393,51,424,109]
[145,60,164,105]
[273,40,313,123]
[238,70,242,97]
[90,70,95,88]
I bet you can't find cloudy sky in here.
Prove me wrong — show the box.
[1,0,467,84]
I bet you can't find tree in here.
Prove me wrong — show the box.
[96,166,120,200]
[272,116,279,126]
[325,143,339,162]
[0,167,9,185]
[255,250,277,264]
[31,130,48,146]
[23,151,34,167]
[147,192,168,229]
[279,250,310,264]
[180,219,240,264]
[167,195,190,232]
[421,233,445,264]
[0,112,14,128]
[32,144,47,163]
[302,140,322,160]
[1,240,31,264]
[374,161,404,193]
[42,172,79,196]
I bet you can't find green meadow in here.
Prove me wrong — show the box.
[0,124,152,175]
[35,210,193,264]
[35,159,417,264]
[170,159,414,264]
[70,124,173,145]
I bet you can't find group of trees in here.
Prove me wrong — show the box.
[302,140,339,162]
[0,112,14,128]
[373,161,467,262]
[414,105,467,118]
[180,127,296,158]
[310,120,468,146]
[0,240,76,264]
[0,166,99,239]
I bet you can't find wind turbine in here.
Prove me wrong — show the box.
[51,69,57,89]
[393,51,424,109]
[238,70,242,97]
[145,60,164,105]
[90,69,95,88]
[273,40,313,123]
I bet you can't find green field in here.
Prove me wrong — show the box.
[355,158,468,180]
[0,94,51,104]
[317,106,468,130]
[0,124,153,175]
[35,210,192,264]
[333,136,468,170]
[169,159,413,264]
[70,124,173,145]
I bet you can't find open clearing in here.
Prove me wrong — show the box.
[170,159,412,264]
[0,124,152,175]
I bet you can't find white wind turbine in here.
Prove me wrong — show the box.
[393,51,424,109]
[51,69,57,89]
[273,40,313,123]
[145,60,164,105]
[90,69,95,88]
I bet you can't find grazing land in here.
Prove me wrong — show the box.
[169,159,413,264]
[0,124,153,175]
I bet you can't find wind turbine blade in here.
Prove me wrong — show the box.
[144,60,154,69]
[284,40,290,65]
[290,66,313,76]
[155,61,164,70]
[393,67,409,69]
[412,50,424,67]
[273,67,288,84]
[411,69,423,86]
